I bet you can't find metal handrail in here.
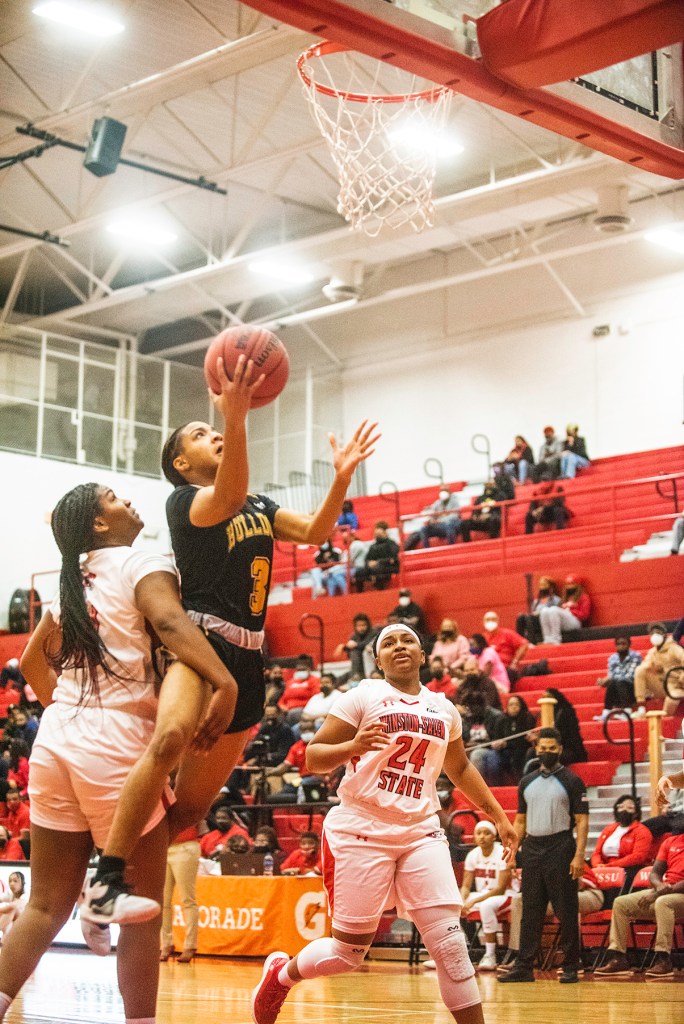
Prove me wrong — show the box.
[423,457,444,483]
[655,474,679,513]
[299,613,324,671]
[471,433,492,477]
[602,710,638,803]
[663,665,684,701]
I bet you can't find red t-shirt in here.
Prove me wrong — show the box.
[657,833,684,885]
[199,823,250,857]
[426,675,458,700]
[0,838,25,861]
[485,628,526,668]
[563,593,591,623]
[0,802,30,838]
[284,740,308,773]
[278,675,320,710]
[173,825,200,845]
[0,687,21,718]
[280,848,322,874]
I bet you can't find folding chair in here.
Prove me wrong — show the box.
[584,865,627,970]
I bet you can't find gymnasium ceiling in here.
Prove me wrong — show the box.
[1,0,684,377]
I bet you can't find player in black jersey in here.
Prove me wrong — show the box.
[162,354,379,833]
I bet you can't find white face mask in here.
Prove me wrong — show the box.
[294,669,309,679]
[484,619,498,632]
[436,790,451,801]
[300,731,315,743]
[439,490,449,501]
[650,633,665,647]
[399,596,410,607]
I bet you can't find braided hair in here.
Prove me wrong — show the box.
[49,482,123,705]
[161,425,189,487]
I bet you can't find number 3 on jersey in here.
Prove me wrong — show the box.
[249,556,270,614]
[387,735,431,774]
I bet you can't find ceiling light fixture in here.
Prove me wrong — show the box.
[107,220,177,246]
[644,227,684,255]
[387,122,464,161]
[33,2,125,37]
[248,260,315,286]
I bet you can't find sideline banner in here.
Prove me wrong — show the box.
[172,876,330,956]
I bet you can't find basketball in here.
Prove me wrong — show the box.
[204,326,289,408]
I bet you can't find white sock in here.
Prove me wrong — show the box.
[0,993,12,1022]
[485,942,496,957]
[277,964,297,989]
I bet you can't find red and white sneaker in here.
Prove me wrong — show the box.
[251,951,291,1024]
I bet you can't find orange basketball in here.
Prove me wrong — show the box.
[204,326,289,408]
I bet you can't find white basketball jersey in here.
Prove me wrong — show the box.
[464,843,509,893]
[331,679,462,826]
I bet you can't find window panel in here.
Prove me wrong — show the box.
[82,416,113,470]
[42,407,77,462]
[0,399,38,454]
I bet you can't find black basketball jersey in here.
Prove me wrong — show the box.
[166,486,280,631]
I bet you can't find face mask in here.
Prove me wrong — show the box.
[436,790,451,802]
[441,630,454,639]
[538,588,550,596]
[216,821,230,834]
[439,490,449,501]
[300,731,315,743]
[294,669,309,679]
[253,842,270,852]
[321,685,333,695]
[399,596,410,607]
[469,646,480,655]
[484,620,497,631]
[430,668,443,679]
[615,811,635,827]
[538,752,560,770]
[650,633,665,647]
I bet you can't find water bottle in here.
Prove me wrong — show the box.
[263,853,274,876]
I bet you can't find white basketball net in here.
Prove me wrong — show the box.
[298,44,453,237]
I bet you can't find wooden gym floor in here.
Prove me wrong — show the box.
[6,950,682,1024]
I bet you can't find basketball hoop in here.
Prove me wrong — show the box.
[297,42,453,237]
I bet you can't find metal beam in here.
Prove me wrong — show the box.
[0,250,31,324]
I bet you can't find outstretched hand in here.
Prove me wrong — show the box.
[208,355,266,424]
[657,774,674,812]
[329,420,381,482]
[498,820,519,864]
[192,685,237,753]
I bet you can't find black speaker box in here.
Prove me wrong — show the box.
[84,117,127,177]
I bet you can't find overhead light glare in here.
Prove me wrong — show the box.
[645,227,684,255]
[387,121,464,161]
[33,2,125,37]
[107,220,177,246]
[248,260,314,286]
[264,298,358,329]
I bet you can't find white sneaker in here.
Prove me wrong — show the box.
[478,953,498,970]
[632,706,646,719]
[80,875,160,926]
[422,959,437,969]
[80,917,112,956]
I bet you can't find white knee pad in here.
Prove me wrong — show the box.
[417,914,479,1012]
[296,936,370,980]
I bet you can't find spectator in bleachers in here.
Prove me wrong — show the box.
[456,669,503,713]
[6,741,29,796]
[595,814,684,978]
[244,704,295,769]
[346,529,371,587]
[0,789,30,840]
[303,673,341,726]
[353,521,400,591]
[410,486,462,549]
[633,622,684,719]
[278,656,321,723]
[253,826,282,855]
[503,435,535,485]
[541,688,587,765]
[335,614,377,677]
[0,825,25,862]
[226,834,251,855]
[516,577,561,643]
[264,664,286,705]
[430,618,470,670]
[461,482,502,543]
[281,832,322,876]
[595,636,642,719]
[591,795,652,872]
[0,665,22,723]
[390,588,427,639]
[336,499,359,531]
[265,714,323,804]
[670,512,684,556]
[483,612,529,683]
[560,424,590,480]
[460,820,514,970]
[3,708,38,750]
[531,426,563,483]
[0,871,27,941]
[425,656,458,700]
[537,575,591,644]
[461,691,504,785]
[491,696,537,782]
[310,539,348,598]
[199,805,250,858]
[467,634,510,697]
[491,463,515,502]
[524,480,570,534]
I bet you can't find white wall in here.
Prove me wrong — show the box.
[341,275,684,491]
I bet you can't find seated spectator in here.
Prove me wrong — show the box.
[335,614,377,677]
[425,656,458,700]
[310,539,348,598]
[670,511,684,556]
[491,463,515,502]
[595,813,684,978]
[595,635,642,719]
[455,670,502,713]
[591,795,652,873]
[264,664,286,705]
[541,688,587,765]
[252,826,282,856]
[537,575,591,644]
[461,692,504,785]
[6,741,29,796]
[482,612,528,683]
[226,834,251,855]
[467,634,510,697]
[345,530,371,588]
[390,588,427,639]
[3,709,38,750]
[0,789,30,839]
[244,704,295,769]
[633,622,684,719]
[278,656,320,723]
[460,821,514,970]
[560,424,590,480]
[531,426,562,483]
[431,618,469,670]
[0,665,22,723]
[281,832,322,876]
[461,482,501,543]
[516,576,561,644]
[0,825,25,862]
[354,521,400,592]
[503,435,535,485]
[491,695,537,781]
[303,673,340,725]
[524,480,570,534]
[199,805,250,858]
[265,716,322,804]
[0,870,27,940]
[336,499,359,531]
[405,486,462,549]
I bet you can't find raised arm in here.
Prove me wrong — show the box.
[274,421,380,546]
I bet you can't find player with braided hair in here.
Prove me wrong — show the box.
[0,482,236,1024]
